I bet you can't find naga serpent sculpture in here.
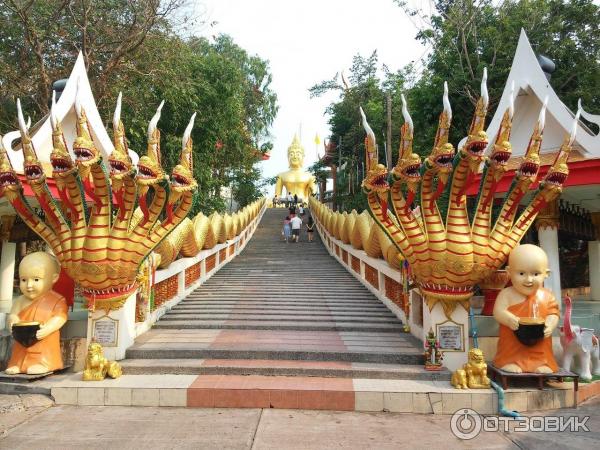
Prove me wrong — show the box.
[0,88,197,311]
[315,69,580,318]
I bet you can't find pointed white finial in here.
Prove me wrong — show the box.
[443,82,452,122]
[147,100,165,140]
[359,107,375,143]
[16,99,28,136]
[401,94,413,132]
[113,92,122,128]
[182,112,196,151]
[508,81,515,119]
[569,105,581,146]
[481,67,489,109]
[75,76,83,117]
[538,96,549,131]
[50,91,58,130]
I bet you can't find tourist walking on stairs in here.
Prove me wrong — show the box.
[282,216,291,243]
[290,214,302,243]
[306,216,314,242]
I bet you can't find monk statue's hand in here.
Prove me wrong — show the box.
[506,314,519,331]
[543,325,553,338]
[36,324,51,340]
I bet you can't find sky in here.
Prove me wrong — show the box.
[195,0,428,195]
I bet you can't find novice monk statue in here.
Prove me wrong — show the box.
[493,244,559,373]
[5,252,68,375]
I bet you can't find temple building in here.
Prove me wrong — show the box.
[468,30,600,309]
[0,52,137,328]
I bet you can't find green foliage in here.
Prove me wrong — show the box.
[313,0,600,209]
[0,0,277,216]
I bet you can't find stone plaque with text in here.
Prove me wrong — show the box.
[436,322,464,352]
[92,316,118,347]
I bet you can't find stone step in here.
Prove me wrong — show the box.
[170,308,394,315]
[47,372,568,414]
[152,320,405,332]
[160,314,400,323]
[119,359,450,380]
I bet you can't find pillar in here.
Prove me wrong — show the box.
[0,216,17,327]
[589,213,600,301]
[535,200,561,302]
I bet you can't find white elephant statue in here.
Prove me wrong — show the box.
[559,295,600,382]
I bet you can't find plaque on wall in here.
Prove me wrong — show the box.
[92,316,118,347]
[436,320,464,352]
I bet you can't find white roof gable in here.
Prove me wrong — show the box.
[485,29,599,159]
[2,52,138,173]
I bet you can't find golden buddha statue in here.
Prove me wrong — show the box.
[275,134,316,201]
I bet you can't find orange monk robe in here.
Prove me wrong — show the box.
[494,288,559,373]
[8,290,68,373]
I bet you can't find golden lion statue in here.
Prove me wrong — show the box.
[451,348,491,389]
[82,342,123,381]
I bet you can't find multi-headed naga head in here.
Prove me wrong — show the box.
[171,113,198,193]
[539,109,580,198]
[516,98,548,184]
[49,92,77,178]
[137,101,166,186]
[425,83,455,184]
[73,85,101,169]
[488,83,515,172]
[17,100,45,185]
[0,141,20,198]
[108,92,134,180]
[461,69,489,170]
[360,107,389,197]
[391,94,421,195]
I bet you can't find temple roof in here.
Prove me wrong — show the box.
[484,29,600,160]
[2,52,137,175]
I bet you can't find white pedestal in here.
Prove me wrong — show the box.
[589,241,600,301]
[86,292,136,361]
[0,241,16,316]
[423,300,469,372]
[538,226,562,303]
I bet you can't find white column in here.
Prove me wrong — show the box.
[589,241,600,301]
[0,241,17,313]
[537,226,561,302]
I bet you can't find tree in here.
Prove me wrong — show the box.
[0,1,278,215]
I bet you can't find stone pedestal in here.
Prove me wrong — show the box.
[422,300,469,372]
[86,292,136,361]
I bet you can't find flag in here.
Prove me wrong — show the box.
[314,133,321,146]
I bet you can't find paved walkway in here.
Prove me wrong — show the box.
[1,396,598,449]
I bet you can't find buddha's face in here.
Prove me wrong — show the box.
[506,245,549,297]
[19,253,60,300]
[288,147,304,169]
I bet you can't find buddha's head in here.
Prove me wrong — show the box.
[506,244,549,297]
[287,135,304,169]
[18,252,60,300]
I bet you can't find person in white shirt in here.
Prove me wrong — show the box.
[289,215,302,242]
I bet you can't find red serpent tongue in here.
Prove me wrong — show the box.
[58,186,79,222]
[113,187,126,221]
[139,192,149,225]
[37,191,60,228]
[429,179,445,212]
[404,190,415,214]
[83,178,102,214]
[455,171,476,206]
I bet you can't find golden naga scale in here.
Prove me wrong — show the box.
[313,69,580,318]
[0,85,263,311]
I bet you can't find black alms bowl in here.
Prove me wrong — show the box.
[514,318,545,346]
[12,322,40,348]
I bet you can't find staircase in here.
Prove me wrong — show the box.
[123,208,434,380]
